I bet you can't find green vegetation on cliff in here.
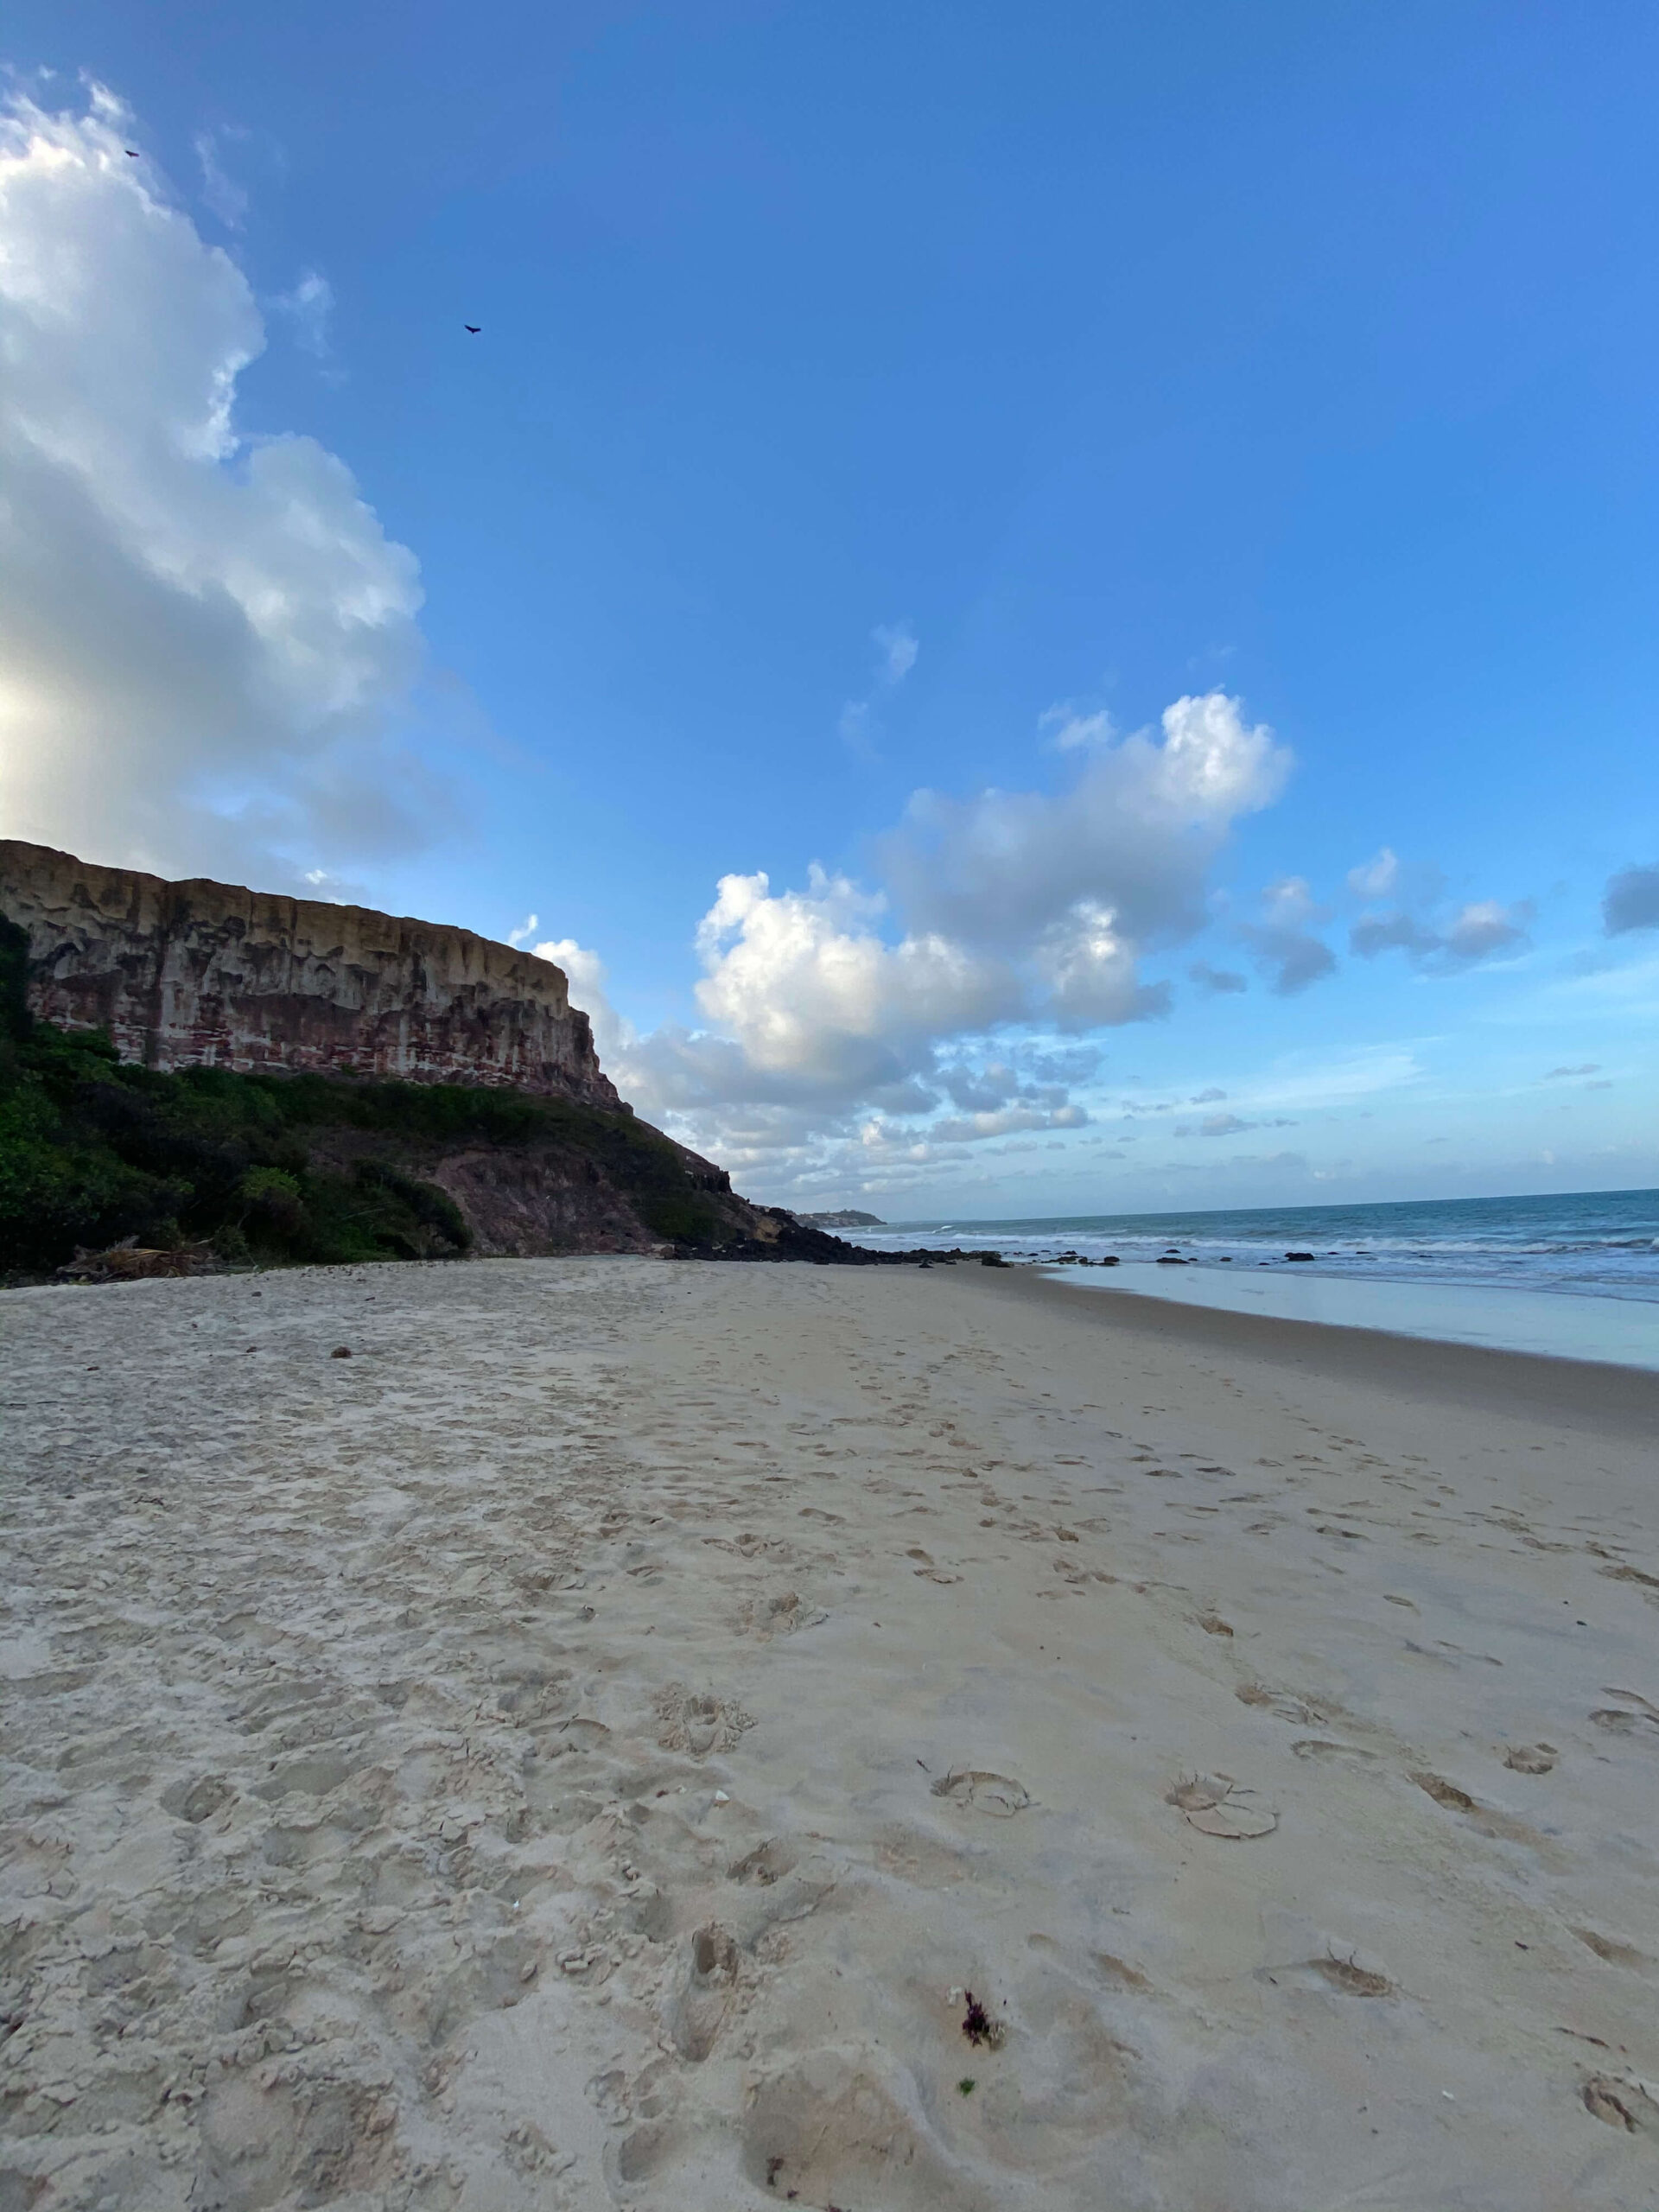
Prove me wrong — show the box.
[0,916,728,1273]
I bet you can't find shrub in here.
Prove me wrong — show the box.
[0,1012,707,1275]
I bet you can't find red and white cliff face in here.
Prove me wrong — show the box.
[0,841,621,1108]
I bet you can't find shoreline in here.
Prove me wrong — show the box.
[4,1257,1657,2208]
[982,1262,1659,1435]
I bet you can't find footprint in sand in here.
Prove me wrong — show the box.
[1167,1774,1279,1839]
[654,1686,753,1758]
[1292,1738,1376,1768]
[1503,1743,1558,1774]
[668,1923,741,2062]
[1597,1564,1659,1601]
[931,1769,1033,1816]
[1410,1771,1477,1811]
[1582,2076,1659,2133]
[738,1590,827,1639]
[160,1773,233,1823]
[1589,1707,1659,1739]
[1573,1927,1650,1969]
[728,1837,798,1887]
[1236,1682,1330,1726]
[1027,1933,1153,1993]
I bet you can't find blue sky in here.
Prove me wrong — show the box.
[3,2,1656,1215]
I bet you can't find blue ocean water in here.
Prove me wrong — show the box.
[857,1188,1659,1301]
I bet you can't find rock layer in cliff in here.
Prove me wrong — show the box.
[0,840,617,1105]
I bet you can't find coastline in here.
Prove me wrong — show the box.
[994,1262,1659,1433]
[4,1256,1656,2208]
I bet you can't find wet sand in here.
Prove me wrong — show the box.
[3,1257,1657,2209]
[1039,1255,1659,1373]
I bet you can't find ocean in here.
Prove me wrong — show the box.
[855,1187,1659,1368]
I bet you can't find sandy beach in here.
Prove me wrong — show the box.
[3,1256,1658,2212]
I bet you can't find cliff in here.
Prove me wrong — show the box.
[0,840,617,1106]
[0,845,943,1277]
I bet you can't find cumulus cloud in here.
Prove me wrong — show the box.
[0,85,432,884]
[690,868,1016,1093]
[670,691,1283,1112]
[521,692,1295,1192]
[527,935,635,1069]
[1604,864,1659,935]
[886,692,1289,954]
[1237,877,1337,995]
[1350,897,1532,968]
[1344,849,1532,970]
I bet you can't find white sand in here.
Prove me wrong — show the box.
[3,1256,1657,2210]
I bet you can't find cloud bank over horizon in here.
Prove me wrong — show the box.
[529,692,1554,1203]
[537,691,1290,1173]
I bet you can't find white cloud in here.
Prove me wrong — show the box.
[194,129,248,228]
[1350,895,1532,968]
[1236,876,1337,995]
[872,621,918,684]
[680,692,1282,1112]
[923,1103,1087,1144]
[1344,848,1532,971]
[838,620,918,755]
[507,912,539,947]
[271,269,334,359]
[529,936,634,1068]
[1042,705,1116,752]
[884,692,1289,954]
[0,85,431,884]
[690,867,1017,1091]
[1347,846,1400,899]
[521,692,1296,1196]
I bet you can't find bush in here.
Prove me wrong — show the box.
[640,1192,725,1247]
[0,1011,705,1276]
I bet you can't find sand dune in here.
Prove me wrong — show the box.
[3,1257,1657,2209]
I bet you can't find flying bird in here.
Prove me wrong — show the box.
[124,148,139,156]
[464,323,481,334]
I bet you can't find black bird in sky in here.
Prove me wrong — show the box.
[124,148,139,156]
[464,324,481,334]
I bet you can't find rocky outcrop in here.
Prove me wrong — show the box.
[0,841,617,1106]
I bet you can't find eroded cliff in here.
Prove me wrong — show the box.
[0,840,617,1105]
[0,844,933,1276]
